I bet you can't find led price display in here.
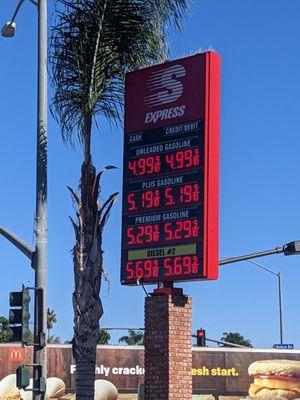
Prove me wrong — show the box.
[125,256,200,280]
[125,183,201,213]
[121,52,220,285]
[125,219,200,248]
[126,148,201,178]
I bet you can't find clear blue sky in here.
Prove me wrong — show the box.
[1,0,300,348]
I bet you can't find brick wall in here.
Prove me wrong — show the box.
[144,294,192,400]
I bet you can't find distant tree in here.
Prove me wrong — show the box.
[29,331,34,343]
[48,335,62,344]
[97,329,111,345]
[0,316,9,342]
[221,332,253,348]
[47,308,58,341]
[119,330,144,345]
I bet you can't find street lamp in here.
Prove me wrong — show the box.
[1,1,47,399]
[1,21,16,37]
[246,260,284,345]
[219,241,300,345]
[1,0,37,37]
[219,240,300,265]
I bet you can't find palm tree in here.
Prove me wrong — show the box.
[50,1,191,399]
[119,329,144,345]
[47,308,58,340]
[0,316,9,343]
[97,328,111,345]
[48,335,62,344]
[221,331,253,348]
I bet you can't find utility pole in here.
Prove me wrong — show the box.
[34,0,48,398]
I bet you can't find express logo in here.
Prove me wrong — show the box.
[144,64,186,124]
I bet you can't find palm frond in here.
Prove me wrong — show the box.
[50,0,192,147]
[99,192,119,231]
[148,0,192,31]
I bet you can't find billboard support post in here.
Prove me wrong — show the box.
[144,291,192,400]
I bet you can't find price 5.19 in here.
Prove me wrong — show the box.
[127,184,200,212]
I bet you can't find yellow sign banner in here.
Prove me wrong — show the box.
[128,244,196,261]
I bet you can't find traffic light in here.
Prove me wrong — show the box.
[197,329,206,347]
[8,286,31,343]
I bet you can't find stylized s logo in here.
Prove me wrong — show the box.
[144,64,186,108]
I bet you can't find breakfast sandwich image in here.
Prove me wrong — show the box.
[248,359,300,399]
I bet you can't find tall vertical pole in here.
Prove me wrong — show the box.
[278,272,283,345]
[33,0,47,398]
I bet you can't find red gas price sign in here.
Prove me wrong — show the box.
[121,52,220,285]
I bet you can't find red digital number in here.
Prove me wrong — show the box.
[126,224,160,246]
[126,261,134,279]
[125,259,159,279]
[127,227,135,245]
[128,156,161,176]
[135,260,143,278]
[191,256,199,273]
[174,257,182,275]
[136,227,143,244]
[128,193,136,211]
[163,219,199,241]
[165,148,200,170]
[163,256,199,277]
[179,184,199,203]
[165,187,174,206]
[164,223,172,241]
[142,190,160,209]
[185,149,193,168]
[144,260,152,278]
[164,257,172,276]
[182,256,192,274]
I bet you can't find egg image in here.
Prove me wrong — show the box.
[0,374,19,399]
[94,380,118,400]
[20,377,65,400]
[45,378,65,398]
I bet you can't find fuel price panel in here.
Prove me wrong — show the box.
[121,120,206,284]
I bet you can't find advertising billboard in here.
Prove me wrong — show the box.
[1,345,300,399]
[121,52,221,285]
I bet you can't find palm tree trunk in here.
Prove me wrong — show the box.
[72,116,104,400]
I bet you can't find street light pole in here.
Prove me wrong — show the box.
[34,0,48,398]
[219,247,284,265]
[219,241,300,266]
[278,272,283,344]
[247,260,283,345]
